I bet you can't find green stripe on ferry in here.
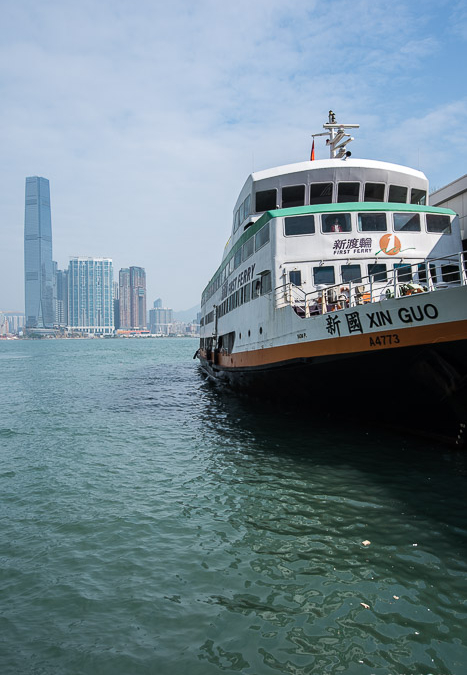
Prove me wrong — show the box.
[202,202,456,296]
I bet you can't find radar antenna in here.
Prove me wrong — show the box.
[312,111,360,159]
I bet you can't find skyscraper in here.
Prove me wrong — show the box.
[130,266,147,329]
[55,268,68,326]
[119,268,131,329]
[24,176,54,329]
[149,300,173,335]
[67,257,114,334]
[113,281,120,330]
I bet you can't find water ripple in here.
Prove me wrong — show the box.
[0,338,466,674]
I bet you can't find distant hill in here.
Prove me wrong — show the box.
[173,304,200,323]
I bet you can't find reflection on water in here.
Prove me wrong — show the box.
[0,339,466,674]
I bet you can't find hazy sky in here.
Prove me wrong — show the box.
[1,0,466,312]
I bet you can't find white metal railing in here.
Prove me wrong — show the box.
[275,251,467,317]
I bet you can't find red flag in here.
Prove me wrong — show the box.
[310,139,315,161]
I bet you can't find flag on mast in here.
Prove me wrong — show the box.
[310,139,315,161]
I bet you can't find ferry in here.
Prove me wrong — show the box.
[198,113,467,444]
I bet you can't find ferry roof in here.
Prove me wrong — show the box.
[250,158,427,183]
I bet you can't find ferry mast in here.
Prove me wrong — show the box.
[312,110,360,158]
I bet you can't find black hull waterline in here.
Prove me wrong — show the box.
[199,339,467,446]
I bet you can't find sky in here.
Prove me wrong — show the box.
[1,0,466,313]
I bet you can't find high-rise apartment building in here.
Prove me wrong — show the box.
[67,257,114,334]
[113,281,120,330]
[119,268,131,329]
[149,300,173,335]
[55,268,68,326]
[130,266,147,329]
[24,176,54,329]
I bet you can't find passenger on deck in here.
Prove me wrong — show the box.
[330,219,342,232]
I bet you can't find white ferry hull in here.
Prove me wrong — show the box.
[199,286,467,442]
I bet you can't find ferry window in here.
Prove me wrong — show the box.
[255,223,270,251]
[289,270,302,286]
[368,263,387,282]
[410,188,426,205]
[234,210,240,232]
[242,237,254,261]
[234,249,242,269]
[244,194,251,219]
[441,264,460,283]
[395,263,412,282]
[313,266,335,285]
[252,279,261,299]
[427,214,451,234]
[338,182,360,202]
[282,185,305,208]
[239,201,244,223]
[255,189,277,212]
[310,182,333,205]
[394,213,421,232]
[364,183,385,202]
[322,213,351,233]
[284,215,315,236]
[244,282,251,303]
[261,272,272,295]
[341,264,362,283]
[388,185,408,203]
[358,213,387,232]
[417,263,437,283]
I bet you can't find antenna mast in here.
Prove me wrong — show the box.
[312,110,360,159]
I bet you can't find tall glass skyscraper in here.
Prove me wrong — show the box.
[67,257,114,334]
[24,176,54,328]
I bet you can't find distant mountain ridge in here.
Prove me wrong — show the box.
[173,304,200,323]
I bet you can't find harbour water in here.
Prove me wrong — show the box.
[1,338,466,675]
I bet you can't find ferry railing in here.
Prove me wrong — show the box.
[275,250,467,316]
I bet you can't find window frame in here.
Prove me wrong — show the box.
[281,184,306,208]
[426,214,452,234]
[357,212,387,232]
[341,264,362,283]
[388,185,408,203]
[322,212,352,234]
[337,182,360,203]
[393,212,421,232]
[284,214,316,237]
[313,265,336,286]
[255,189,277,213]
[310,182,333,205]
[364,182,385,202]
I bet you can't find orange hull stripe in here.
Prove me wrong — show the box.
[216,319,467,369]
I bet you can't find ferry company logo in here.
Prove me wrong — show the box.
[375,234,416,257]
[378,234,401,255]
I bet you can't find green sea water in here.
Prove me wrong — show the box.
[0,338,466,675]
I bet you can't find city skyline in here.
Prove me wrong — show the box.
[1,1,467,313]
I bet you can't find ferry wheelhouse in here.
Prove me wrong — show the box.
[198,113,467,442]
